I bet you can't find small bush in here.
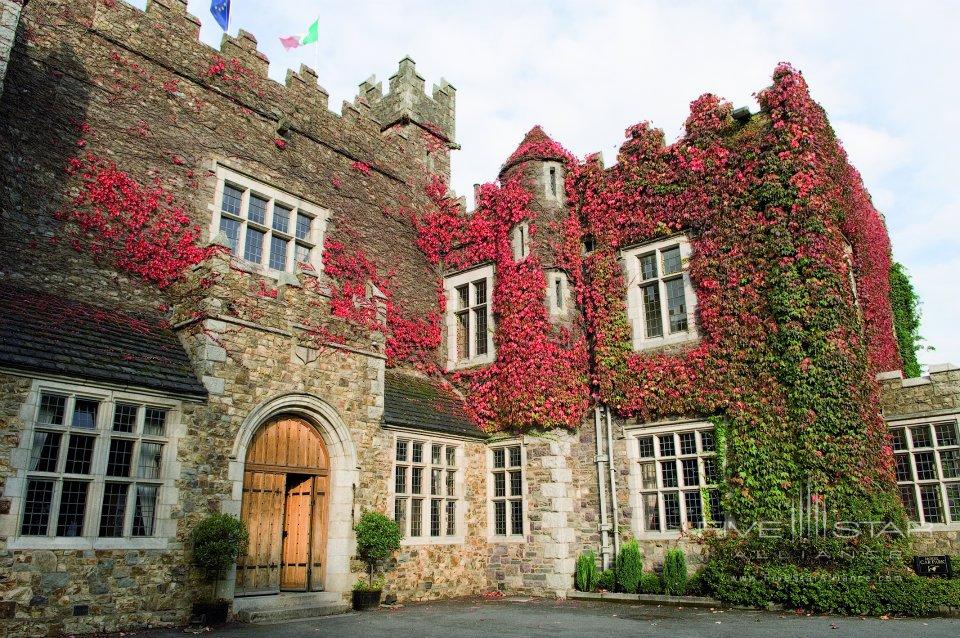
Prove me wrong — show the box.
[597,569,616,591]
[616,541,643,593]
[575,550,599,592]
[662,548,688,595]
[639,571,662,594]
[354,511,402,588]
[685,570,704,596]
[190,513,248,581]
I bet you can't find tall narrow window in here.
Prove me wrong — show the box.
[212,165,325,273]
[491,444,524,538]
[393,436,461,542]
[511,222,530,261]
[549,167,557,197]
[623,235,697,350]
[445,266,495,368]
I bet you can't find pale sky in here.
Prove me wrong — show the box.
[130,0,960,370]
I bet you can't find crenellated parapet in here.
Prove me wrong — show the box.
[55,0,452,178]
[358,56,456,145]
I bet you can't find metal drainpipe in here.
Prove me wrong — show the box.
[605,406,621,560]
[594,405,611,570]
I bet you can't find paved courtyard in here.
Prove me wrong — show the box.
[142,596,960,638]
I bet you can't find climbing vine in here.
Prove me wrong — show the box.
[889,261,924,378]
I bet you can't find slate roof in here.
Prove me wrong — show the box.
[0,283,207,399]
[383,370,483,439]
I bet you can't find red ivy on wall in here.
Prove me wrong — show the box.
[56,154,213,288]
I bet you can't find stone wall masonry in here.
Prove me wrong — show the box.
[878,363,960,419]
[0,0,21,95]
[386,439,490,602]
[486,433,577,597]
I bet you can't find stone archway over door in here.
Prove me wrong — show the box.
[236,416,329,595]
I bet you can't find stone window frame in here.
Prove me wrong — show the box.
[889,414,960,530]
[625,419,725,540]
[546,269,571,319]
[4,379,184,551]
[207,162,329,276]
[443,263,496,370]
[387,429,466,546]
[621,234,699,351]
[511,222,530,261]
[543,161,565,204]
[486,439,528,542]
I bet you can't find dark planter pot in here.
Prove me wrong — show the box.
[352,589,382,611]
[192,601,231,625]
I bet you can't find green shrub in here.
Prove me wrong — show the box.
[615,541,643,593]
[639,571,661,594]
[354,511,402,588]
[685,570,704,596]
[575,550,599,591]
[190,513,248,581]
[597,569,616,591]
[662,548,688,595]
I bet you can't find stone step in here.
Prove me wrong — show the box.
[236,602,349,624]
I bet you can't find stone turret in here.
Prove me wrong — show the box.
[358,56,457,180]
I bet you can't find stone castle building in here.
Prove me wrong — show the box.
[0,1,957,636]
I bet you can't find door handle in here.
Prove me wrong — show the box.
[282,530,289,538]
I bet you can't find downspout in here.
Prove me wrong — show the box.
[605,406,620,560]
[594,405,611,570]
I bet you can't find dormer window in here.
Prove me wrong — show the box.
[444,264,495,369]
[511,222,530,261]
[622,235,698,350]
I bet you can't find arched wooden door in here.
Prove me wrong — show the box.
[236,416,329,595]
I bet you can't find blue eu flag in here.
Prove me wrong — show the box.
[210,0,230,31]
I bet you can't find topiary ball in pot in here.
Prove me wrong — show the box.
[352,511,402,611]
[190,513,248,624]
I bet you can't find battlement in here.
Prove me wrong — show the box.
[358,56,456,144]
[51,0,456,173]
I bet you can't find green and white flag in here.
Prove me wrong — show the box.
[279,18,319,50]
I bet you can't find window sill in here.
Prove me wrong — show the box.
[488,534,527,544]
[8,536,172,551]
[400,537,465,547]
[448,353,495,372]
[633,331,700,353]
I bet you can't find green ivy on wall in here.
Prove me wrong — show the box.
[889,261,925,378]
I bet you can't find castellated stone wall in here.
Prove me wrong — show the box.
[878,364,960,558]
[0,0,447,325]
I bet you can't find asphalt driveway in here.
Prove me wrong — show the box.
[144,596,960,638]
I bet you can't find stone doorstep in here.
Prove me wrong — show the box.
[567,590,721,608]
[233,592,349,624]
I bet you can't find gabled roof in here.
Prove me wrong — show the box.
[383,369,483,439]
[499,125,574,176]
[0,283,207,399]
